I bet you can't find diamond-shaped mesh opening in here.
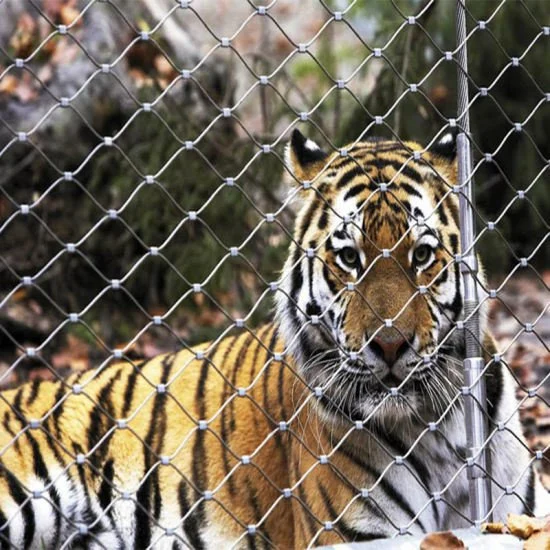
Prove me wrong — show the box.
[0,1,549,548]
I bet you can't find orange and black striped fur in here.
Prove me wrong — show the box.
[0,130,548,549]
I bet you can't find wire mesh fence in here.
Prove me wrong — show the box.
[0,0,549,548]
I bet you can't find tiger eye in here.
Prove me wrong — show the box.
[413,244,432,265]
[339,247,359,267]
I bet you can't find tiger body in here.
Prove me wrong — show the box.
[0,130,548,549]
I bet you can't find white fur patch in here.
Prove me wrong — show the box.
[3,497,25,548]
[304,138,320,151]
[29,477,56,548]
[438,132,454,145]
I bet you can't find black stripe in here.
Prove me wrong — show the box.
[298,199,321,242]
[306,239,317,361]
[295,475,318,540]
[262,328,280,415]
[178,480,204,549]
[379,431,440,526]
[245,477,272,549]
[229,333,254,432]
[98,458,114,511]
[400,199,412,215]
[277,353,287,422]
[188,339,225,550]
[51,384,67,440]
[336,166,365,189]
[486,358,503,421]
[336,443,426,531]
[247,536,258,550]
[248,325,269,385]
[11,387,24,420]
[436,202,449,225]
[399,182,422,198]
[155,355,176,456]
[248,327,269,432]
[3,412,16,439]
[4,466,34,549]
[437,263,449,285]
[386,198,405,215]
[121,359,150,419]
[447,197,459,226]
[25,380,40,408]
[11,387,63,548]
[343,184,367,200]
[333,228,350,240]
[29,433,62,546]
[72,442,98,533]
[318,204,329,229]
[318,482,383,542]
[86,368,124,469]
[322,264,337,294]
[41,426,66,475]
[426,301,440,326]
[0,504,9,547]
[385,160,423,184]
[290,247,304,300]
[219,335,243,494]
[423,258,440,274]
[523,468,536,515]
[262,327,281,429]
[134,354,176,548]
[381,433,432,483]
[45,373,83,449]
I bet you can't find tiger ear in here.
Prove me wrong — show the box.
[285,129,329,184]
[430,127,458,162]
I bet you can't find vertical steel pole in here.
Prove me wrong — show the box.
[455,0,493,525]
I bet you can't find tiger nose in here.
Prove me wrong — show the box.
[370,335,409,366]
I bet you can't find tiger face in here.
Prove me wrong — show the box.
[277,129,470,424]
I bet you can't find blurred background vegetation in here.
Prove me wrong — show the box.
[0,0,548,381]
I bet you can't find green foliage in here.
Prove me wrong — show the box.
[80,96,287,343]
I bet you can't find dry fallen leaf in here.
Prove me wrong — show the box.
[0,74,18,95]
[481,522,508,534]
[508,514,537,539]
[37,65,53,86]
[154,55,175,78]
[508,514,550,539]
[14,73,38,103]
[9,13,38,58]
[50,38,79,65]
[60,4,81,26]
[42,0,66,18]
[128,68,154,89]
[420,531,466,550]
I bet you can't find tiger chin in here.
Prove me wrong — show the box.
[0,130,548,549]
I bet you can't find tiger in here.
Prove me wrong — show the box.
[0,128,548,550]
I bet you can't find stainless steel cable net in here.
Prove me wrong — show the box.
[0,0,549,548]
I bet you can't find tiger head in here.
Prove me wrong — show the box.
[276,129,477,425]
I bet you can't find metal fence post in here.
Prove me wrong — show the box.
[456,0,493,525]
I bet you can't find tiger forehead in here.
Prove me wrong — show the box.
[314,143,434,214]
[324,141,434,187]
